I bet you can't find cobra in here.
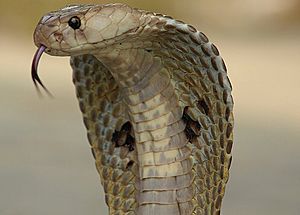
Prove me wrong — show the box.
[31,3,234,215]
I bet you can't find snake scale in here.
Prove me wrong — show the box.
[31,3,234,215]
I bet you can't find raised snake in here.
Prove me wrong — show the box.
[31,3,234,215]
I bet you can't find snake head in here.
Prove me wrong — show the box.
[32,3,144,94]
[33,3,143,56]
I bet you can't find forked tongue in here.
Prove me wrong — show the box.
[31,45,53,97]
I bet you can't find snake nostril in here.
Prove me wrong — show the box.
[54,32,63,42]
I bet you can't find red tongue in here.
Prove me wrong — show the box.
[31,45,53,97]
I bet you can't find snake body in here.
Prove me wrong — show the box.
[32,3,234,215]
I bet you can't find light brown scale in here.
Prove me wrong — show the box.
[64,5,234,215]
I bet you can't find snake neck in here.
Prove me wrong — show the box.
[94,48,194,214]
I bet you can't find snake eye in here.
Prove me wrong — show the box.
[68,16,81,30]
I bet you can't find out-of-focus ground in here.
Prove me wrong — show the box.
[1,0,300,214]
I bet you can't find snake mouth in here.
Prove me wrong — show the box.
[31,45,53,97]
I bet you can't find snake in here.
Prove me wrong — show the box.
[31,3,234,215]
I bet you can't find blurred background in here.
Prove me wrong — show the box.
[0,0,299,214]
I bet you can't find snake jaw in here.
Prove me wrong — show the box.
[31,45,53,97]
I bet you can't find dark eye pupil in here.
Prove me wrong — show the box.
[68,16,81,30]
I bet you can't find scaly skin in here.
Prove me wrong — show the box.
[33,3,234,215]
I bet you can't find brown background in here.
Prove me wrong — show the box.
[1,0,300,214]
